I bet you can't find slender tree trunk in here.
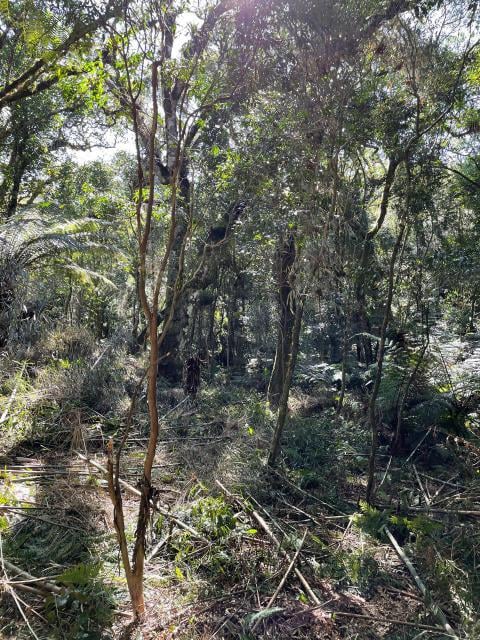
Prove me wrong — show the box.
[468,289,477,333]
[6,152,28,218]
[268,233,296,408]
[366,221,406,504]
[106,60,174,620]
[158,200,243,381]
[337,299,351,413]
[354,158,400,366]
[0,129,28,219]
[157,198,190,382]
[268,300,303,466]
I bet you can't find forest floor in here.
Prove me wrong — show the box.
[1,335,480,639]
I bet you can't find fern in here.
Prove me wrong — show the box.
[58,562,101,586]
[352,501,389,539]
[0,211,121,290]
[0,211,118,266]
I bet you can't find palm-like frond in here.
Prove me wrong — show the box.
[0,210,117,266]
[61,262,117,289]
[0,210,123,287]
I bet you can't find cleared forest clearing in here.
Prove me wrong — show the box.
[1,330,480,638]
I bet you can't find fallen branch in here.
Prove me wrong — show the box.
[267,467,347,515]
[1,580,47,597]
[2,560,63,595]
[146,533,170,562]
[1,560,132,620]
[293,608,458,635]
[75,451,207,542]
[376,503,480,517]
[383,526,458,639]
[215,479,320,605]
[413,464,431,506]
[252,529,308,632]
[277,498,345,531]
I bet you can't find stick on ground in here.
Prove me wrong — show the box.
[215,479,320,605]
[75,451,207,542]
[383,526,458,640]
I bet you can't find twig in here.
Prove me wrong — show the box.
[9,590,48,624]
[2,560,63,595]
[377,456,392,491]
[2,581,46,597]
[7,585,41,640]
[267,467,347,515]
[215,479,320,605]
[385,585,423,601]
[293,608,457,635]
[0,363,26,425]
[91,345,111,370]
[146,533,170,562]
[406,428,432,463]
[376,503,480,517]
[252,529,308,632]
[1,532,40,640]
[414,465,431,506]
[417,472,465,491]
[277,498,346,530]
[0,507,82,531]
[75,451,207,542]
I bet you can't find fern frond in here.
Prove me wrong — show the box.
[61,262,117,289]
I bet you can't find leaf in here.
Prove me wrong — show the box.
[61,263,118,289]
[58,562,100,586]
[175,566,185,581]
[244,607,284,629]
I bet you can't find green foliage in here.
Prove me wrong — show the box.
[354,503,442,545]
[190,494,237,539]
[46,562,114,639]
[58,562,102,586]
[283,414,351,498]
[344,550,380,592]
[390,514,442,538]
[243,607,284,631]
[314,545,380,596]
[1,1,480,637]
[352,501,389,539]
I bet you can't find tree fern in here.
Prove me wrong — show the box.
[0,210,120,269]
[0,209,121,343]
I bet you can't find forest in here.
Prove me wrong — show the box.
[1,0,480,638]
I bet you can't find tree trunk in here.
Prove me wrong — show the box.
[337,298,351,413]
[366,221,406,504]
[0,123,28,220]
[354,158,400,366]
[268,233,296,408]
[157,177,190,381]
[468,289,477,333]
[268,300,303,466]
